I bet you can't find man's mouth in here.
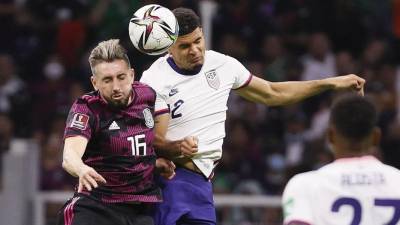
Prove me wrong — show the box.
[112,93,123,99]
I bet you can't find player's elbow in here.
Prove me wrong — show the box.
[61,156,72,172]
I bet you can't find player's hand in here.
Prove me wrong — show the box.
[180,136,198,157]
[156,158,176,179]
[328,74,365,96]
[77,164,107,192]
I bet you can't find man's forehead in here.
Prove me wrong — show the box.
[95,60,129,76]
[176,28,202,44]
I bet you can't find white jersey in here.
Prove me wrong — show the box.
[282,156,400,225]
[140,50,251,177]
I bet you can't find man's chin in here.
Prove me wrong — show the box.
[190,64,203,71]
[107,98,129,109]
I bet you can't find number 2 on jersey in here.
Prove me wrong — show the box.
[169,99,184,119]
[331,197,400,225]
[127,134,146,156]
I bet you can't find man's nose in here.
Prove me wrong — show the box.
[189,45,199,55]
[112,81,121,91]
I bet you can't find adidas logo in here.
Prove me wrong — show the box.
[109,121,120,130]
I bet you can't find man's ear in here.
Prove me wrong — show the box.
[91,75,98,91]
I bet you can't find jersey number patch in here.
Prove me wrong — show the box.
[331,197,400,225]
[127,134,146,156]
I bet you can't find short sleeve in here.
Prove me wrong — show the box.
[227,56,252,90]
[64,100,96,140]
[282,174,314,225]
[154,92,170,116]
[140,70,170,116]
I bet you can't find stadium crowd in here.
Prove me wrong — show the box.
[1,0,399,224]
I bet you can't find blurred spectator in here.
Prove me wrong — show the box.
[335,51,358,75]
[0,113,13,153]
[362,39,388,69]
[283,109,307,167]
[40,133,73,190]
[217,33,249,61]
[0,0,17,52]
[301,32,336,81]
[0,54,31,137]
[230,180,265,224]
[31,55,71,133]
[87,0,139,41]
[261,34,289,82]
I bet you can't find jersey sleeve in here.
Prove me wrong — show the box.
[282,174,314,225]
[140,70,170,116]
[64,100,96,140]
[227,56,252,90]
[154,92,170,116]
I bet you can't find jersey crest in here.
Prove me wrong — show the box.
[143,108,154,128]
[205,69,220,90]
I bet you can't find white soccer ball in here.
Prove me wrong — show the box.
[129,4,179,55]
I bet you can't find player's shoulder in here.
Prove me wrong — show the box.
[133,81,155,94]
[379,162,400,175]
[76,91,100,105]
[283,171,319,199]
[132,81,153,90]
[205,50,233,65]
[141,54,170,85]
[69,91,101,115]
[287,171,319,187]
[143,54,169,75]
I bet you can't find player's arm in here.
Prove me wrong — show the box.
[153,113,198,159]
[153,113,181,158]
[236,74,365,106]
[62,136,106,191]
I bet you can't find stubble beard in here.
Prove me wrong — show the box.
[106,95,129,109]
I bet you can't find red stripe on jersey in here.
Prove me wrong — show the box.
[155,108,170,116]
[232,73,253,90]
[286,220,312,225]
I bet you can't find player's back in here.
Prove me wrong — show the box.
[283,156,400,225]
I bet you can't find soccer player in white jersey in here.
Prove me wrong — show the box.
[140,8,366,225]
[282,94,400,225]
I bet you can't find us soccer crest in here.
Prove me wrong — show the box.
[142,108,154,128]
[205,69,220,90]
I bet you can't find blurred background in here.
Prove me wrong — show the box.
[1,0,400,224]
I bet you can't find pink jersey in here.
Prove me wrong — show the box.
[64,82,161,203]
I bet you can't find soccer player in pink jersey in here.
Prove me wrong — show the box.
[57,39,175,225]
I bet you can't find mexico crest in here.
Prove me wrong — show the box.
[142,108,154,128]
[205,69,220,90]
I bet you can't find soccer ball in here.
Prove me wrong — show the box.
[129,4,179,55]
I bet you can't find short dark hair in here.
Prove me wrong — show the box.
[330,94,377,141]
[172,7,201,36]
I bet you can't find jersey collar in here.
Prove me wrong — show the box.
[167,57,202,76]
